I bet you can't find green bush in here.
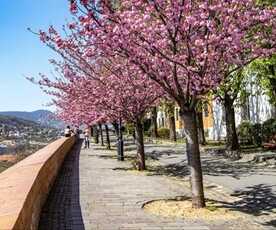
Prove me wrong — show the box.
[124,123,135,135]
[158,127,170,139]
[252,123,262,147]
[237,118,276,146]
[237,121,253,145]
[143,118,151,133]
[261,118,276,142]
[144,127,152,137]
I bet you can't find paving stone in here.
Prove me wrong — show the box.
[38,140,270,230]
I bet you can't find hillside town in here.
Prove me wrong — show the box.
[0,122,61,155]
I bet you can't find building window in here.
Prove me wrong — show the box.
[175,108,179,121]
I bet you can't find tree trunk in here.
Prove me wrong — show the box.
[112,122,119,136]
[151,106,159,138]
[224,95,240,150]
[93,125,99,144]
[89,126,93,137]
[268,64,276,117]
[99,124,104,146]
[167,103,177,142]
[169,115,177,142]
[135,120,146,170]
[196,111,207,146]
[180,107,205,208]
[105,124,111,150]
[271,104,276,118]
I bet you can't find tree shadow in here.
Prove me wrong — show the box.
[39,140,85,230]
[215,184,276,228]
[200,157,275,178]
[145,149,276,228]
[149,160,190,177]
[201,158,253,178]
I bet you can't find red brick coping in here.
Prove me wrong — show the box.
[0,136,75,229]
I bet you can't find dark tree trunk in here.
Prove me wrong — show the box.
[224,94,240,150]
[180,107,205,208]
[268,64,276,117]
[112,122,119,136]
[135,120,146,170]
[93,125,99,144]
[132,130,136,143]
[99,124,104,146]
[169,115,177,142]
[271,104,276,118]
[105,124,111,150]
[89,126,93,137]
[151,106,159,138]
[167,103,177,142]
[196,111,207,146]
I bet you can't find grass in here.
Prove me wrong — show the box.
[205,205,218,211]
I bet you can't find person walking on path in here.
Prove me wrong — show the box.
[84,128,90,148]
[74,126,80,142]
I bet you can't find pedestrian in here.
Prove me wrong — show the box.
[74,126,80,142]
[84,128,90,148]
[64,126,71,137]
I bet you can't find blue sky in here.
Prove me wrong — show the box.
[0,0,73,112]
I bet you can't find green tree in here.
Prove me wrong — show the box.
[248,55,276,117]
[214,68,252,150]
[159,100,177,142]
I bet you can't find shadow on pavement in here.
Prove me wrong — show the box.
[201,158,255,179]
[149,161,190,177]
[145,149,276,228]
[201,158,276,178]
[216,184,276,228]
[38,140,84,230]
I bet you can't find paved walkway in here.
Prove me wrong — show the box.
[39,140,270,230]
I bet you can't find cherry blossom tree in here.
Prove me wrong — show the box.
[29,44,164,170]
[30,0,276,208]
[65,0,276,208]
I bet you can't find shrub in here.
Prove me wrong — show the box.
[237,118,276,146]
[252,123,262,147]
[124,123,135,135]
[261,118,276,142]
[158,127,170,139]
[144,127,152,137]
[143,118,151,133]
[237,121,253,145]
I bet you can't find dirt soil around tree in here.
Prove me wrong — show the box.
[143,198,266,230]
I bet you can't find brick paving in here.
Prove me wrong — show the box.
[39,140,268,230]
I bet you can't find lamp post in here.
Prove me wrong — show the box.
[117,114,124,161]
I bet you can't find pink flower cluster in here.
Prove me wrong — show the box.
[32,0,276,125]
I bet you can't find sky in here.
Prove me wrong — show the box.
[0,0,74,112]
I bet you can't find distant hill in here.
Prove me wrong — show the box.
[0,110,61,128]
[0,114,45,130]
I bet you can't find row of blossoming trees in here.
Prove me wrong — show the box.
[29,0,276,208]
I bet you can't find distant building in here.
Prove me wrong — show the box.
[0,140,16,147]
[160,92,274,140]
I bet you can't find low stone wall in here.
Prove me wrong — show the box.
[0,136,75,230]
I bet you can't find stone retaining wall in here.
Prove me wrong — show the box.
[0,136,75,230]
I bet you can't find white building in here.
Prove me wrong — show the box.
[210,88,275,140]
